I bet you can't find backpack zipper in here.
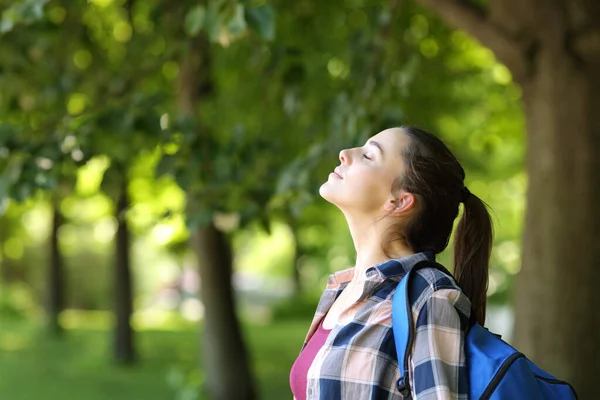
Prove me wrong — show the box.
[478,352,579,400]
[479,352,525,400]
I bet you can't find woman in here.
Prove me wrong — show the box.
[289,126,493,399]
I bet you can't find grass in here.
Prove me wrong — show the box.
[0,316,308,400]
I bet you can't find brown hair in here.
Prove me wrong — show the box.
[382,126,494,325]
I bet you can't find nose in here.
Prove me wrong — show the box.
[339,148,350,164]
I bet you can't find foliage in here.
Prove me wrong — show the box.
[0,0,528,337]
[0,283,40,320]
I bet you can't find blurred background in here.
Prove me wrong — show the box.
[0,0,597,399]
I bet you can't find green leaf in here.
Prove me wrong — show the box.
[156,154,176,177]
[0,17,14,34]
[99,164,123,200]
[226,4,247,35]
[0,0,49,34]
[186,212,213,232]
[185,198,213,231]
[245,4,275,40]
[13,181,32,202]
[258,212,271,235]
[204,0,222,42]
[184,5,205,37]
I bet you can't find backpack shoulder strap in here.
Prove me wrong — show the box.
[391,260,454,397]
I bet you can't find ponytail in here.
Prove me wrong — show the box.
[382,126,495,326]
[453,190,494,325]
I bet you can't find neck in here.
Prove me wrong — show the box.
[342,211,415,286]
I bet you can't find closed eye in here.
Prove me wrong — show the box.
[363,154,372,160]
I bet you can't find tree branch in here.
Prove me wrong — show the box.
[415,0,528,80]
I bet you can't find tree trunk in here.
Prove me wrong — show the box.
[292,239,303,296]
[46,202,64,335]
[191,222,256,400]
[290,220,303,296]
[177,32,256,400]
[114,180,135,364]
[514,48,600,398]
[0,216,11,286]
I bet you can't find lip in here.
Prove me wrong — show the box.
[332,168,343,179]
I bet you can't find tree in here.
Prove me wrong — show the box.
[0,0,165,354]
[47,196,65,335]
[175,33,258,399]
[415,0,600,397]
[3,0,572,396]
[111,175,134,362]
[0,216,14,286]
[0,0,271,390]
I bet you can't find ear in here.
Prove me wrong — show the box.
[383,190,415,216]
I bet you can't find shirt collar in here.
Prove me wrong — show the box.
[369,250,436,279]
[325,250,436,288]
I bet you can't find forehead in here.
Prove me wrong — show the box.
[369,128,409,155]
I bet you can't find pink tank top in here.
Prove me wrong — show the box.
[290,318,332,400]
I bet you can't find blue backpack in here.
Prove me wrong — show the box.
[391,260,578,399]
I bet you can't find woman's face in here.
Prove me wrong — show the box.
[319,128,410,215]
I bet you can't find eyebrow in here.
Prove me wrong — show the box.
[367,140,385,157]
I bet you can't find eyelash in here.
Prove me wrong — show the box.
[363,154,372,160]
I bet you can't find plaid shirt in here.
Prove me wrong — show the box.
[295,251,471,399]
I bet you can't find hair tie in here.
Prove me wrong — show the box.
[462,186,471,203]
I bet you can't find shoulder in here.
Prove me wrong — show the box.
[365,266,471,323]
[401,266,471,319]
[414,266,461,293]
[372,267,460,303]
[411,267,471,326]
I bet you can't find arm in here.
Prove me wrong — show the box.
[409,288,470,400]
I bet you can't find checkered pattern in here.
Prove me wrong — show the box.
[295,251,471,399]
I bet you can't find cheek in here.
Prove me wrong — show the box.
[319,165,395,211]
[346,169,391,202]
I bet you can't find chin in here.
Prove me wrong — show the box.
[319,182,337,203]
[320,182,348,210]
